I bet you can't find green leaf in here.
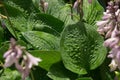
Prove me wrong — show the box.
[46,0,72,24]
[0,69,21,80]
[1,1,25,17]
[76,77,93,80]
[60,22,107,74]
[0,1,28,38]
[29,50,61,71]
[83,0,104,25]
[22,31,59,50]
[31,66,51,80]
[0,26,4,43]
[0,43,9,60]
[33,24,60,36]
[97,0,107,8]
[7,0,34,13]
[47,62,77,80]
[36,13,64,33]
[32,0,40,8]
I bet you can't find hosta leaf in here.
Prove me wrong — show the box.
[31,66,51,80]
[76,77,93,80]
[46,0,72,24]
[0,1,25,17]
[22,31,59,50]
[0,1,27,38]
[0,26,4,43]
[34,24,60,36]
[83,0,104,25]
[0,43,9,60]
[60,22,107,74]
[47,62,77,80]
[97,0,107,8]
[8,0,34,13]
[29,50,61,71]
[36,13,64,33]
[5,16,35,32]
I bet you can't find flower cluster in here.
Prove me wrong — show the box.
[3,38,42,80]
[96,1,120,71]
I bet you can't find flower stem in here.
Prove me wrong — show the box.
[30,70,35,80]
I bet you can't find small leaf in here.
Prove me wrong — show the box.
[36,13,64,33]
[29,50,61,71]
[76,77,93,80]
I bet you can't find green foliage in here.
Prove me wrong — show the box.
[0,0,112,80]
[29,50,61,71]
[47,62,77,80]
[76,77,93,80]
[0,69,21,80]
[1,1,25,17]
[60,22,107,74]
[35,13,64,33]
[22,31,59,50]
[83,0,104,25]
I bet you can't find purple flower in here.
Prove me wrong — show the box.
[3,38,23,67]
[3,38,42,80]
[97,1,120,71]
[73,0,79,10]
[4,52,16,67]
[44,2,48,12]
[111,25,119,37]
[102,13,112,20]
[96,20,109,27]
[15,52,42,80]
[26,52,42,69]
[104,37,119,48]
[108,46,120,71]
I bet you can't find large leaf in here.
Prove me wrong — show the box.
[29,50,61,71]
[83,0,104,25]
[47,62,77,80]
[60,22,107,74]
[22,31,59,50]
